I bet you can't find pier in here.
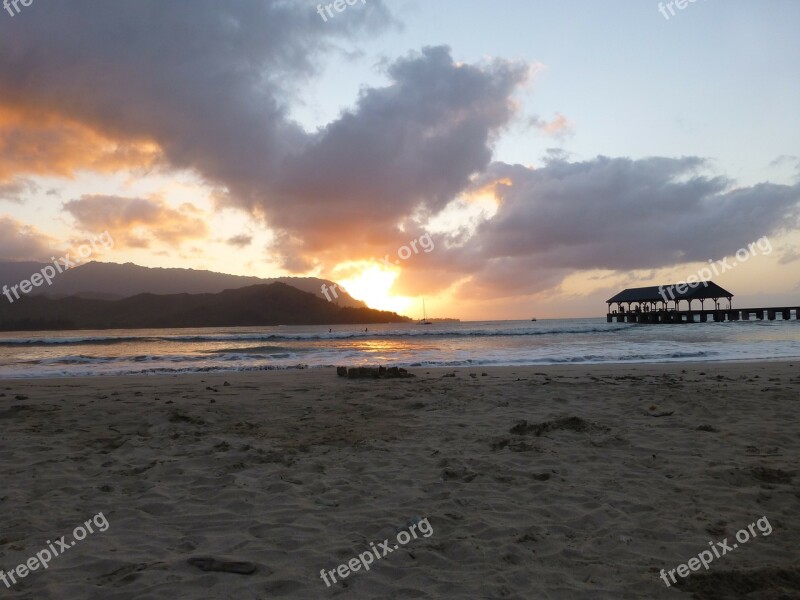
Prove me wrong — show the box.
[607,306,799,324]
[606,282,799,325]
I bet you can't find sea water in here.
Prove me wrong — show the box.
[0,318,798,378]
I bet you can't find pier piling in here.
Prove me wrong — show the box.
[606,306,799,325]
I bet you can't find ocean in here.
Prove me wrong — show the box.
[1,318,799,378]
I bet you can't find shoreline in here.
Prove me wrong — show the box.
[2,356,799,381]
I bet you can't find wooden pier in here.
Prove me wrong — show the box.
[606,282,799,325]
[607,307,800,324]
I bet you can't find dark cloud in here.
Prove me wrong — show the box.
[0,2,526,270]
[429,156,800,297]
[385,156,800,300]
[481,156,799,267]
[264,46,530,262]
[0,0,392,185]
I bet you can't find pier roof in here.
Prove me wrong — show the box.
[607,282,734,304]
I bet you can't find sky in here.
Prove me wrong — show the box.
[1,0,799,320]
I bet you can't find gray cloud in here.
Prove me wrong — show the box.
[2,1,525,267]
[477,156,800,269]
[778,245,800,265]
[227,234,253,248]
[528,113,574,138]
[0,178,38,203]
[770,155,799,168]
[396,156,800,299]
[0,0,392,192]
[0,216,53,261]
[263,46,530,261]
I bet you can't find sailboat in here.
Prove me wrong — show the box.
[420,299,432,325]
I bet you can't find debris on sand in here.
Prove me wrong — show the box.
[510,416,608,436]
[187,557,257,575]
[337,366,415,379]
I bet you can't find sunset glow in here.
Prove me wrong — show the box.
[336,265,413,314]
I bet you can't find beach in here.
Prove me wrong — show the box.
[1,361,798,599]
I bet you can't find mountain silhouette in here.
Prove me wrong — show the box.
[0,283,409,331]
[0,261,365,307]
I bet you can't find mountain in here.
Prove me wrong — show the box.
[0,283,410,331]
[0,261,365,307]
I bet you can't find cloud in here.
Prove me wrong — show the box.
[778,245,800,265]
[383,156,800,300]
[428,155,800,297]
[226,234,253,248]
[770,155,799,168]
[0,178,38,203]
[0,0,393,187]
[0,216,55,261]
[529,113,574,138]
[63,195,209,248]
[0,106,163,183]
[0,3,526,271]
[262,46,530,265]
[768,155,800,185]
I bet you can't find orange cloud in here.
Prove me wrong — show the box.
[0,105,162,183]
[63,194,209,248]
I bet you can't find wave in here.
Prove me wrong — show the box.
[0,335,161,347]
[170,325,633,342]
[0,363,313,379]
[408,350,716,366]
[201,345,297,354]
[23,352,300,366]
[0,324,633,346]
[5,346,800,378]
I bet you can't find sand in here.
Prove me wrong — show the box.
[0,361,798,599]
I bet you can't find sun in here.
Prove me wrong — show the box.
[337,265,413,314]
